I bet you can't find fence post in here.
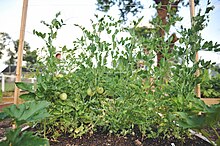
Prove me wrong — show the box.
[30,78,34,83]
[1,74,5,92]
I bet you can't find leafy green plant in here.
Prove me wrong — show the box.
[201,69,220,98]
[0,101,50,146]
[13,2,220,143]
[176,103,220,146]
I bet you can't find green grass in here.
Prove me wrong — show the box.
[1,82,15,97]
[4,82,15,92]
[0,82,15,92]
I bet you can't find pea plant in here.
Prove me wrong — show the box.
[15,1,220,142]
[201,68,220,98]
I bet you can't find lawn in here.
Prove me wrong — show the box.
[1,82,15,97]
[4,82,15,92]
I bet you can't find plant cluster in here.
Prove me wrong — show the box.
[0,101,50,146]
[201,68,220,98]
[177,102,220,145]
[14,2,220,145]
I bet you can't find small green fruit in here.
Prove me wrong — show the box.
[87,88,94,96]
[96,87,104,94]
[59,93,67,100]
[53,77,57,81]
[56,74,64,78]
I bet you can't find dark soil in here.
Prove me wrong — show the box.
[49,132,212,146]
[0,120,213,146]
[0,119,11,139]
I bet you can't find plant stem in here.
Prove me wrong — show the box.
[211,126,220,139]
[200,129,216,146]
[44,119,46,138]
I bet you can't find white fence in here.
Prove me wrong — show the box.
[0,73,36,92]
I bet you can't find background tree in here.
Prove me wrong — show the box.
[97,0,144,21]
[13,39,37,67]
[0,32,12,59]
[0,32,15,73]
[13,39,31,53]
[4,48,16,73]
[96,0,199,21]
[1,33,37,68]
[4,40,32,67]
[96,0,198,66]
[23,50,37,67]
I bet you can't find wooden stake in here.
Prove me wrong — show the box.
[189,0,201,98]
[14,0,29,104]
[189,0,195,21]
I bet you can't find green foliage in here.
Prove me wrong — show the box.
[23,50,37,67]
[0,32,11,59]
[2,101,50,126]
[0,33,33,66]
[13,40,31,53]
[15,82,35,93]
[96,0,144,21]
[14,2,220,142]
[0,128,49,146]
[3,82,15,92]
[177,103,220,145]
[201,69,220,98]
[0,101,50,146]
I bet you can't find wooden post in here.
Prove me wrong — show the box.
[189,0,195,21]
[14,0,29,104]
[189,0,201,98]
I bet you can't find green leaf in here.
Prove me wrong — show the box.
[4,128,22,146]
[0,128,49,146]
[0,112,8,121]
[19,93,36,101]
[205,6,214,14]
[216,138,220,146]
[52,32,57,39]
[16,131,49,146]
[55,11,61,18]
[0,141,8,146]
[2,101,50,126]
[15,82,35,92]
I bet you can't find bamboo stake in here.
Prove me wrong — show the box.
[189,0,201,98]
[14,0,29,104]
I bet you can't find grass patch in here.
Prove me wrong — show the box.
[4,82,15,92]
[1,82,15,98]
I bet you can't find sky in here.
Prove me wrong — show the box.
[0,0,220,72]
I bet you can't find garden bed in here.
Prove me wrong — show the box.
[49,132,212,146]
[0,120,212,146]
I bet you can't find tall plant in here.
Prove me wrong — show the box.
[16,1,220,142]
